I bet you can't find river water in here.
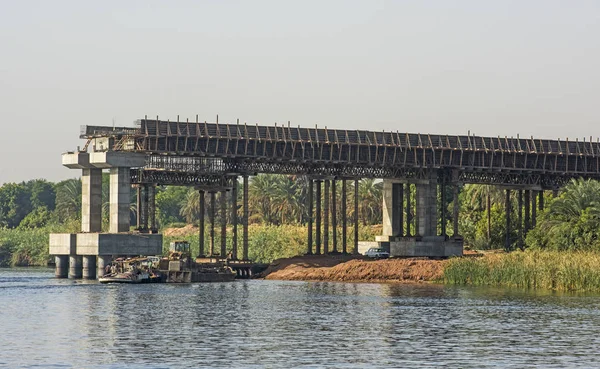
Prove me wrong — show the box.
[2,268,600,368]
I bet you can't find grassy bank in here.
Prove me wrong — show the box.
[444,250,600,291]
[0,228,53,267]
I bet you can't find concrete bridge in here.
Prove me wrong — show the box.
[50,118,600,279]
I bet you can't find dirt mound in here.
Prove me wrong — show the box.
[262,255,446,283]
[163,224,197,237]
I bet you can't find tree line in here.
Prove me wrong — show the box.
[0,174,599,252]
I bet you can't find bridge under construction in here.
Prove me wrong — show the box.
[50,117,600,279]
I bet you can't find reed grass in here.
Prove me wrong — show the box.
[443,250,600,291]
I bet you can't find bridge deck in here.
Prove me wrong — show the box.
[80,119,600,188]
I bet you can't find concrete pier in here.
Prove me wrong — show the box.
[316,180,322,254]
[81,168,102,233]
[341,179,347,254]
[231,180,238,260]
[82,255,96,280]
[55,256,68,278]
[97,255,111,278]
[199,190,205,257]
[51,151,162,279]
[243,175,249,260]
[69,255,82,279]
[220,190,227,258]
[307,179,313,255]
[323,180,329,254]
[377,172,463,258]
[331,179,337,253]
[353,179,359,255]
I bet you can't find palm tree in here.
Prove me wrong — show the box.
[55,178,82,220]
[180,188,200,223]
[463,184,504,244]
[358,179,382,225]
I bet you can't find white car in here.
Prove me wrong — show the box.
[364,247,390,259]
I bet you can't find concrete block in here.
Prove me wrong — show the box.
[76,233,163,256]
[89,152,146,168]
[62,152,91,169]
[358,241,379,255]
[385,237,463,258]
[49,234,77,255]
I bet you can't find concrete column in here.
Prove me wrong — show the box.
[231,180,238,260]
[210,191,216,256]
[532,190,537,228]
[316,180,322,254]
[505,189,511,251]
[55,255,68,278]
[69,255,82,279]
[220,190,227,258]
[323,179,329,254]
[416,173,437,237]
[97,255,111,278]
[136,186,142,230]
[405,183,412,237]
[342,179,347,254]
[199,190,205,257]
[142,184,149,231]
[109,167,131,233]
[440,181,447,237]
[332,179,338,253]
[243,176,249,260]
[518,190,523,249]
[354,178,359,254]
[382,180,403,237]
[453,184,459,237]
[398,184,404,237]
[307,179,313,255]
[524,189,531,234]
[82,255,97,280]
[148,185,156,232]
[81,168,102,233]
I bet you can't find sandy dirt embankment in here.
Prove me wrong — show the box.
[260,254,447,283]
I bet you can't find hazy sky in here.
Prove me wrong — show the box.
[1,0,599,184]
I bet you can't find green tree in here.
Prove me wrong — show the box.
[527,179,600,251]
[54,178,81,221]
[0,183,33,228]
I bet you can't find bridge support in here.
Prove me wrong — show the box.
[51,152,162,280]
[307,179,313,255]
[81,168,102,233]
[69,255,82,279]
[220,190,227,258]
[323,180,329,254]
[243,175,249,261]
[231,179,238,260]
[505,189,512,251]
[210,191,216,256]
[82,255,97,280]
[377,172,463,258]
[97,255,111,278]
[331,179,338,253]
[315,180,322,254]
[55,255,68,278]
[354,179,359,254]
[342,179,347,254]
[198,190,205,257]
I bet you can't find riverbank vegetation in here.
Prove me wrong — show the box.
[444,250,600,291]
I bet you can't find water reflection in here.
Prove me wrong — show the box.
[2,270,600,368]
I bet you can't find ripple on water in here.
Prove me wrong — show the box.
[1,270,600,368]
